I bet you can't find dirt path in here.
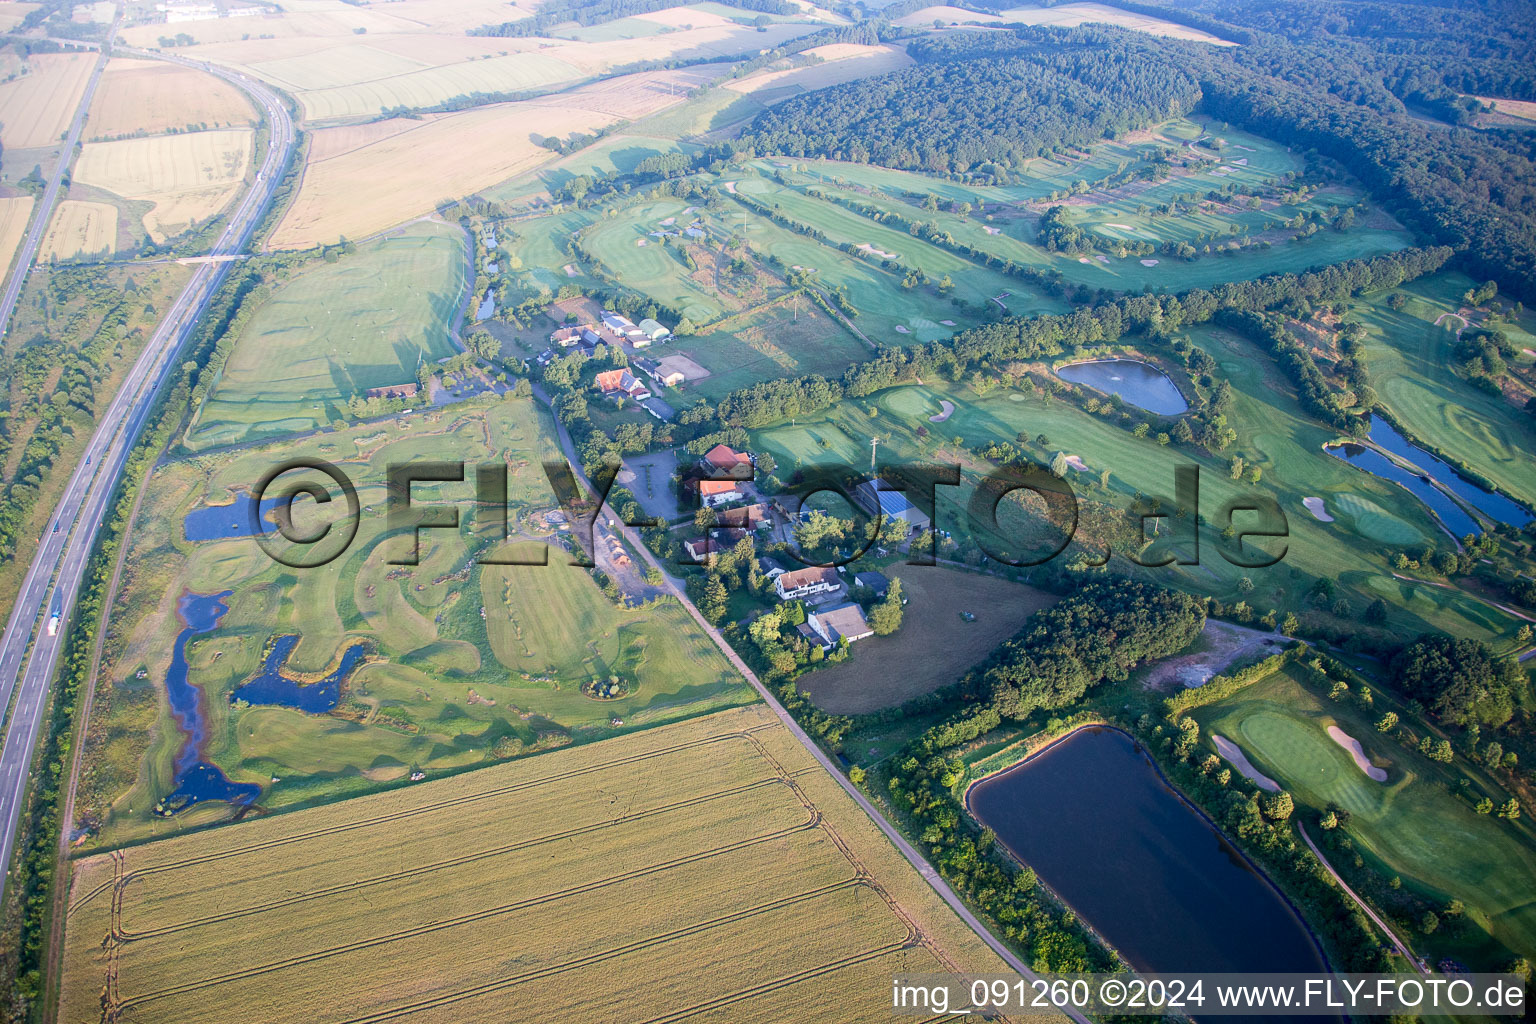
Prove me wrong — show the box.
[1297,822,1426,973]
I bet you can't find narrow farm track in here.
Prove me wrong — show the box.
[543,399,1090,1024]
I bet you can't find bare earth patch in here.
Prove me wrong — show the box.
[1142,618,1279,690]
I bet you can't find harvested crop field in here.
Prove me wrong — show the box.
[74,129,252,241]
[723,43,913,98]
[0,51,94,150]
[87,59,256,140]
[995,2,1237,44]
[60,705,1014,1024]
[39,199,118,260]
[799,568,1057,714]
[271,67,725,247]
[0,195,33,279]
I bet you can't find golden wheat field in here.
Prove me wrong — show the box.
[0,51,94,150]
[723,43,914,99]
[0,1,38,32]
[73,129,252,241]
[0,195,32,279]
[87,59,256,140]
[61,704,1019,1024]
[270,65,726,247]
[39,199,117,260]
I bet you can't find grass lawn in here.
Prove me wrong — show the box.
[1193,667,1536,964]
[187,220,467,450]
[674,293,872,400]
[1350,271,1536,510]
[796,566,1057,713]
[79,398,751,848]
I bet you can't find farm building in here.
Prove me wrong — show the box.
[807,602,873,645]
[856,480,930,531]
[637,317,672,342]
[701,444,753,480]
[602,311,638,334]
[774,566,842,601]
[715,502,771,530]
[854,571,890,598]
[593,369,651,402]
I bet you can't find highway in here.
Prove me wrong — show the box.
[0,50,294,899]
[0,22,115,338]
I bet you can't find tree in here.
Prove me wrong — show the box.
[869,578,905,636]
[1499,798,1521,820]
[1375,712,1398,733]
[701,573,728,624]
[1261,791,1294,821]
[1049,451,1068,478]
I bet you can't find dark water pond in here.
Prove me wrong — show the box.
[1057,358,1189,415]
[182,494,283,542]
[1325,441,1481,540]
[967,727,1328,977]
[231,634,369,713]
[158,591,261,815]
[1362,415,1532,529]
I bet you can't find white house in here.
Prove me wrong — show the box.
[774,566,841,601]
[807,602,873,645]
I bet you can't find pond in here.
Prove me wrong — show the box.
[966,727,1328,977]
[157,591,261,815]
[183,493,282,542]
[1362,415,1532,530]
[1325,440,1481,540]
[231,634,370,713]
[1056,358,1189,415]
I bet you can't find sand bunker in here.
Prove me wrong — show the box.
[1140,259,1159,266]
[1214,735,1280,792]
[939,319,956,326]
[856,242,899,259]
[1328,726,1387,781]
[1063,454,1088,471]
[983,225,1001,234]
[635,238,648,246]
[1233,157,1249,166]
[929,399,955,423]
[1078,256,1092,264]
[562,263,578,277]
[722,181,738,193]
[1105,222,1134,229]
[894,324,910,334]
[1302,496,1333,522]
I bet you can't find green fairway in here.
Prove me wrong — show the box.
[1195,669,1536,963]
[187,221,467,450]
[1350,271,1536,510]
[752,356,1527,647]
[83,398,751,847]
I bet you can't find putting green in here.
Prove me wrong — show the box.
[1331,493,1425,545]
[1199,670,1536,962]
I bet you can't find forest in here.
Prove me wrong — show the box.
[741,14,1536,300]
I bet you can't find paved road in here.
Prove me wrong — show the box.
[0,51,294,899]
[0,21,116,338]
[1297,823,1426,974]
[541,403,1091,1024]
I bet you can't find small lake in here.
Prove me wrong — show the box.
[1057,359,1189,415]
[1325,441,1480,540]
[231,634,369,713]
[1363,415,1532,529]
[967,727,1328,977]
[183,494,282,542]
[158,591,261,815]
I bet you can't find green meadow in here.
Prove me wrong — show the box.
[1194,668,1536,963]
[187,221,467,450]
